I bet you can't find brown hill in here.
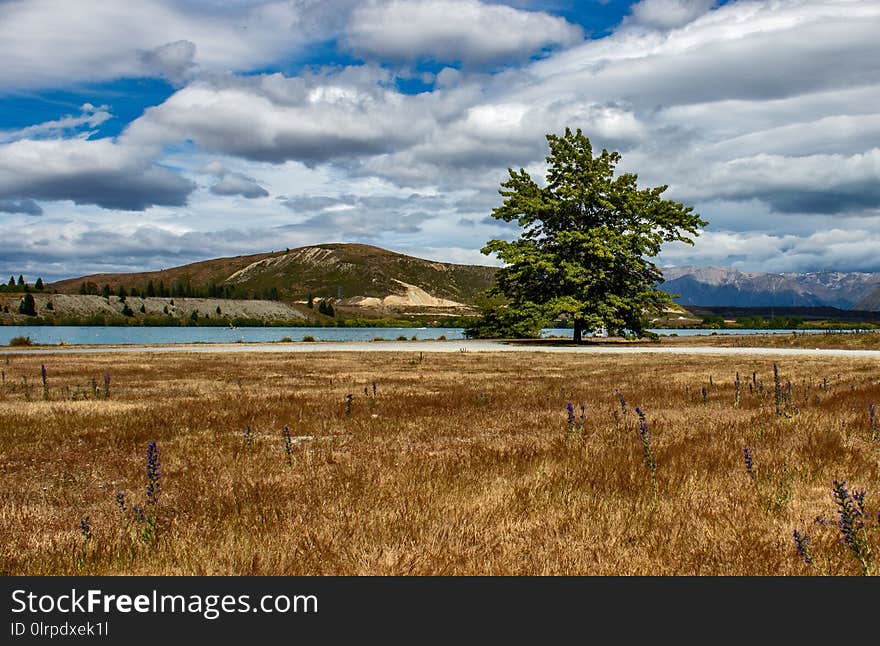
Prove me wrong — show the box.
[50,244,499,315]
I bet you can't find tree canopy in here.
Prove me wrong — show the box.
[472,128,706,341]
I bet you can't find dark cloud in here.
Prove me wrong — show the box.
[3,168,194,211]
[0,198,43,215]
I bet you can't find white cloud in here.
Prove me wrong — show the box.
[0,0,318,89]
[626,0,717,30]
[125,68,436,163]
[0,104,112,143]
[6,0,880,275]
[344,0,582,66]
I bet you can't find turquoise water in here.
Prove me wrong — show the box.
[0,326,859,346]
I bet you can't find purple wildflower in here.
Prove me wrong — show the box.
[792,529,812,565]
[79,516,92,541]
[145,441,160,506]
[742,447,754,477]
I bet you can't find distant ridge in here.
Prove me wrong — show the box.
[660,266,880,310]
[857,285,880,311]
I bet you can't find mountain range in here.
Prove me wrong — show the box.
[659,266,880,311]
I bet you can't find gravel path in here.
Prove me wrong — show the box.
[1,340,879,359]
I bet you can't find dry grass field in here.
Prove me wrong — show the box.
[0,349,878,575]
[665,330,880,350]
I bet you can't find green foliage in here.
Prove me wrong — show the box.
[317,299,336,317]
[734,316,804,330]
[34,278,44,291]
[464,294,545,339]
[18,293,36,316]
[481,128,706,340]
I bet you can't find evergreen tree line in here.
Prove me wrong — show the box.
[79,279,280,301]
[0,275,44,292]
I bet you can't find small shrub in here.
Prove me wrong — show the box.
[9,335,33,346]
[301,335,316,342]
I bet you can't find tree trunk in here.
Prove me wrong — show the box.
[573,319,583,343]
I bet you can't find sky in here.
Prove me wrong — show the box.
[1,0,879,282]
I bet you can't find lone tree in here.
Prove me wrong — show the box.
[474,128,706,342]
[19,292,36,316]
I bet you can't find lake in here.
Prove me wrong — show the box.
[0,326,858,346]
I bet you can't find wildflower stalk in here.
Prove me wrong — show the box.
[870,403,877,441]
[831,480,872,575]
[282,425,293,465]
[143,441,160,544]
[734,372,742,408]
[635,406,657,500]
[79,516,92,542]
[792,529,812,566]
[773,364,782,416]
[742,447,759,493]
[41,364,48,401]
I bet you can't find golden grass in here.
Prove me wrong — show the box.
[663,330,880,350]
[0,350,878,575]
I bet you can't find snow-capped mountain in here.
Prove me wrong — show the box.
[659,266,880,310]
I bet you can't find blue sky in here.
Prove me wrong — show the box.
[1,0,878,281]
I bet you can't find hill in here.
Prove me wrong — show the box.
[49,244,499,318]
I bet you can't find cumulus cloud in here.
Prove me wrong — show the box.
[661,228,880,274]
[0,138,195,211]
[0,0,323,89]
[210,173,270,199]
[202,162,269,198]
[682,150,880,214]
[344,0,582,66]
[6,0,880,275]
[127,68,435,163]
[140,40,198,85]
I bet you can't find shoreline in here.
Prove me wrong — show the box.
[2,338,879,358]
